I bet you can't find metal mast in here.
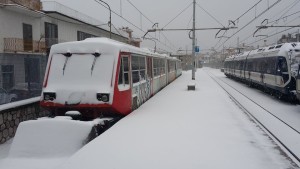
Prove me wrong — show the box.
[192,0,196,80]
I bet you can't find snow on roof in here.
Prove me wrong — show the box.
[50,38,177,60]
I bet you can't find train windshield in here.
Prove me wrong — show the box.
[46,53,114,92]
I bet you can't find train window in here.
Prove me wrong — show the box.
[261,58,268,73]
[147,58,153,79]
[139,57,146,80]
[131,55,146,83]
[160,60,165,75]
[277,57,288,72]
[246,60,253,71]
[132,71,139,83]
[123,57,129,84]
[139,57,146,70]
[118,56,129,87]
[153,58,159,77]
[275,45,282,49]
[132,56,139,70]
[268,46,275,50]
[253,59,258,72]
[131,56,139,83]
[169,61,175,72]
[123,57,129,72]
[118,58,123,85]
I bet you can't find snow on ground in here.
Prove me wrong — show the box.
[0,139,12,159]
[0,117,97,169]
[57,68,297,169]
[207,68,300,161]
[0,68,298,169]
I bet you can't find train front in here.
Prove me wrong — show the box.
[40,39,120,118]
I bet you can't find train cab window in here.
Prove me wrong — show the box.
[118,56,129,87]
[277,57,288,73]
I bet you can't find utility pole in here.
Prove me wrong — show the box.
[192,0,196,80]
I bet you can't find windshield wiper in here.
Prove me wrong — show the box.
[62,52,72,75]
[91,52,101,75]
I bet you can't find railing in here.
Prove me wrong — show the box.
[3,38,64,53]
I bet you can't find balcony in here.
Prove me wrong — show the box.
[0,0,41,10]
[4,38,48,53]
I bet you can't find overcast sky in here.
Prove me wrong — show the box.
[41,0,300,53]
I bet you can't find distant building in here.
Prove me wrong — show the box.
[0,0,138,98]
[277,33,300,44]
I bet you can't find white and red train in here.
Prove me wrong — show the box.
[40,38,182,119]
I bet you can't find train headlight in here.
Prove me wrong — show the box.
[44,92,56,101]
[97,93,109,102]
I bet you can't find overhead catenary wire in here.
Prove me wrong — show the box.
[124,0,178,50]
[269,0,300,26]
[213,0,263,49]
[196,3,224,27]
[162,2,193,29]
[268,10,300,25]
[126,0,154,25]
[239,2,300,46]
[94,0,175,51]
[246,15,300,46]
[216,0,282,50]
[221,0,300,50]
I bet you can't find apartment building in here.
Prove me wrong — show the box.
[0,0,134,103]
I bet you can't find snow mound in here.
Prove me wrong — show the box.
[9,118,95,158]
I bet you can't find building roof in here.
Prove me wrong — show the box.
[41,1,128,39]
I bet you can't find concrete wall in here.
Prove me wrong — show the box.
[0,101,50,144]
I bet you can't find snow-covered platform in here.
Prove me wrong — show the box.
[57,68,298,169]
[0,68,298,169]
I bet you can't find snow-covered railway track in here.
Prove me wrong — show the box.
[205,70,300,166]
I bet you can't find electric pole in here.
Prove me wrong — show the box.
[192,0,196,80]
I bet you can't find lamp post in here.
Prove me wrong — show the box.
[95,0,111,39]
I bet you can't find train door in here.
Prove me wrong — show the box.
[276,57,289,86]
[296,65,300,95]
[131,55,150,110]
[147,57,153,96]
[113,54,132,114]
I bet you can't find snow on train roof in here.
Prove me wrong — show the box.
[50,38,178,60]
[225,43,299,60]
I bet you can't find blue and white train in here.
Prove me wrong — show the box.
[224,43,300,100]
